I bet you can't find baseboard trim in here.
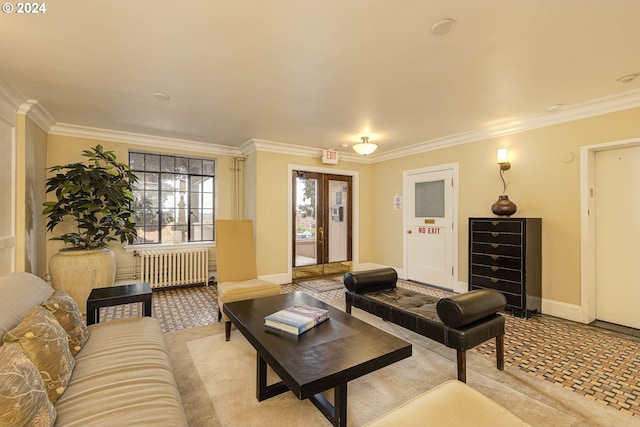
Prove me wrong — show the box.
[354,263,390,272]
[260,273,290,285]
[541,298,583,323]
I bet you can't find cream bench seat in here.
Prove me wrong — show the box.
[364,380,531,427]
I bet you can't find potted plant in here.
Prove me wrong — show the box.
[43,145,138,312]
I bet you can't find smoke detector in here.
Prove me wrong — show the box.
[616,74,639,84]
[431,19,456,35]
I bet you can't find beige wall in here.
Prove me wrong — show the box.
[250,150,373,278]
[36,106,640,314]
[0,100,15,275]
[45,134,237,281]
[369,107,640,307]
[15,114,47,276]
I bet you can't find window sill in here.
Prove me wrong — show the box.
[125,241,215,253]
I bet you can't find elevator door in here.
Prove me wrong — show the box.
[292,171,352,280]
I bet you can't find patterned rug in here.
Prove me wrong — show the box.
[295,276,344,293]
[474,312,640,416]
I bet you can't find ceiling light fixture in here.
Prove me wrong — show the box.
[353,136,377,156]
[617,73,639,84]
[431,18,456,35]
[546,103,563,113]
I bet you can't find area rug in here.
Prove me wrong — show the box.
[296,277,344,293]
[164,299,640,427]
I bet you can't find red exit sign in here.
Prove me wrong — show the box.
[322,150,339,164]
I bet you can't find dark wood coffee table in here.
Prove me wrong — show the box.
[223,291,412,427]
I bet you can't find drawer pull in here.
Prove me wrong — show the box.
[491,221,499,226]
[491,244,499,248]
[491,278,498,283]
[491,232,499,237]
[491,267,499,272]
[491,255,499,260]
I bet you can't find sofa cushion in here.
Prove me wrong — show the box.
[0,345,57,426]
[43,290,90,356]
[364,379,531,427]
[54,317,188,426]
[0,272,54,340]
[3,306,75,404]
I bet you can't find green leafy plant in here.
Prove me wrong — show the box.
[43,145,139,249]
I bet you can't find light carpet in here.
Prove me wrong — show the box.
[164,298,640,427]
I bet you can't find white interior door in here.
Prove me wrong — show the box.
[405,167,454,289]
[594,146,640,329]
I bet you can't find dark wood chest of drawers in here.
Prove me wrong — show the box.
[468,218,541,317]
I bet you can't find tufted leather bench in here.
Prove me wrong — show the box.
[344,268,506,382]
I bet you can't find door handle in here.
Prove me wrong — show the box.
[318,227,324,244]
[407,230,412,234]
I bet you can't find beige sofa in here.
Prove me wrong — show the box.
[0,272,187,426]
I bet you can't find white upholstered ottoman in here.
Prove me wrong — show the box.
[364,380,531,427]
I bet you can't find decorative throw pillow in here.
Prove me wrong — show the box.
[0,345,56,426]
[3,306,75,404]
[43,290,90,356]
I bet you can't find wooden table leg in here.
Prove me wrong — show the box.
[256,353,288,401]
[309,383,348,427]
[496,334,505,371]
[143,294,152,317]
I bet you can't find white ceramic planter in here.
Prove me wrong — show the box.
[49,248,116,314]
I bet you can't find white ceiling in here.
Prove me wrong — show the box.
[1,0,640,156]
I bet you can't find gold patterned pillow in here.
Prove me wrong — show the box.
[3,306,75,403]
[43,290,90,356]
[0,345,56,426]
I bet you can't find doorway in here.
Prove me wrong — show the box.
[292,171,352,280]
[594,145,640,329]
[581,137,640,327]
[403,163,459,292]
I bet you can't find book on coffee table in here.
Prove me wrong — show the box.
[264,304,330,335]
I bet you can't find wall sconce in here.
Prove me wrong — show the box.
[352,136,378,156]
[492,148,517,217]
[497,148,510,171]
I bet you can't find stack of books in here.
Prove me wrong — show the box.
[264,304,330,335]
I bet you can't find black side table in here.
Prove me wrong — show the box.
[86,283,152,325]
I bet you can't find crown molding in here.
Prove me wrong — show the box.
[4,74,639,163]
[0,76,23,110]
[0,77,24,126]
[240,138,372,163]
[17,99,56,132]
[0,78,56,130]
[374,88,640,162]
[48,122,243,157]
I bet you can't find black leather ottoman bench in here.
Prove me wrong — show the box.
[344,268,506,382]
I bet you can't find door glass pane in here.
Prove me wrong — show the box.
[295,176,317,266]
[415,180,444,217]
[328,180,348,262]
